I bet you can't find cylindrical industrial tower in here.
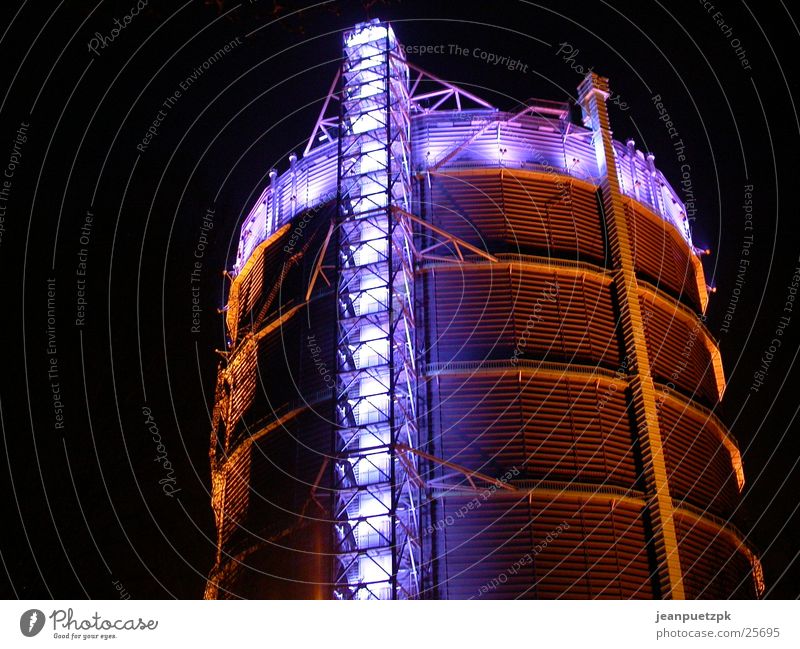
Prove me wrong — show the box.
[205,19,763,600]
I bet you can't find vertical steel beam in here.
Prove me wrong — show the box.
[577,72,685,599]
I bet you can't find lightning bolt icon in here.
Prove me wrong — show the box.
[28,612,38,632]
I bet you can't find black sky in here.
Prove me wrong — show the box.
[0,0,798,599]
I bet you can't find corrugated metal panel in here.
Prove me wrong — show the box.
[640,293,719,405]
[434,372,637,487]
[221,445,252,548]
[659,401,740,517]
[675,515,756,599]
[215,521,330,599]
[437,496,653,599]
[217,402,333,595]
[411,111,599,185]
[248,409,330,530]
[625,200,702,310]
[426,169,606,262]
[503,172,605,261]
[228,337,257,430]
[424,263,620,368]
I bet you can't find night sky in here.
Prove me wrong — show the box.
[1,0,798,599]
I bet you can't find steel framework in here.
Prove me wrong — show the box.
[332,20,420,599]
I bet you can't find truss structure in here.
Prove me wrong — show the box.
[331,20,420,600]
[396,443,518,495]
[305,45,497,159]
[403,59,495,113]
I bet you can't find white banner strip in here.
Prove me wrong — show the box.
[1,600,797,648]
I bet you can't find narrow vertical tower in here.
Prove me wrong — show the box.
[577,73,684,599]
[332,20,420,599]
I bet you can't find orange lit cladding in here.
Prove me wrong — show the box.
[224,222,293,343]
[206,213,336,599]
[205,32,761,598]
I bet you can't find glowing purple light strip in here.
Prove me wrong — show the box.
[234,101,694,274]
